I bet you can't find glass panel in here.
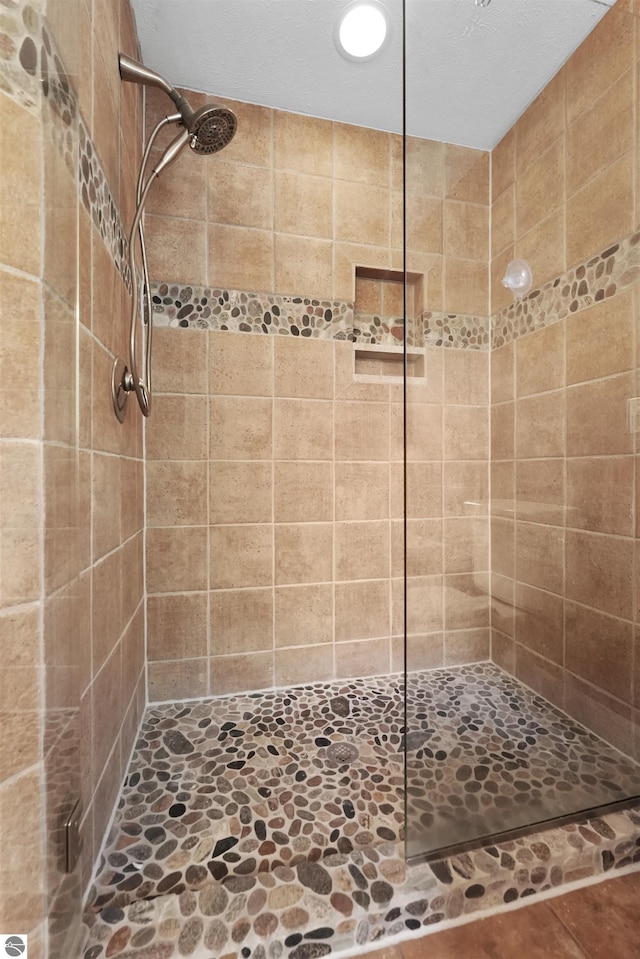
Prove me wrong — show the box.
[404,0,640,862]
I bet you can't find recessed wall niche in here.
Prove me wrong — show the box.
[353,265,425,381]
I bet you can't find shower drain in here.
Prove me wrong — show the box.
[326,742,360,764]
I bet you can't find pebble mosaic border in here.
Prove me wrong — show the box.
[421,310,491,350]
[153,226,640,351]
[491,230,640,348]
[151,282,492,350]
[0,0,130,284]
[82,664,640,959]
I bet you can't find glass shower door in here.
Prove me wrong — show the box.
[403,0,640,862]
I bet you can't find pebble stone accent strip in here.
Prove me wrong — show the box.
[0,0,130,286]
[83,663,640,959]
[421,310,491,350]
[151,281,492,350]
[492,231,640,348]
[0,0,41,113]
[79,117,130,286]
[151,282,410,345]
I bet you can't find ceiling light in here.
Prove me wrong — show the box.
[336,2,390,61]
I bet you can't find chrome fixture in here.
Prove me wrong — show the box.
[112,55,237,422]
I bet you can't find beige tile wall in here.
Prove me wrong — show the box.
[0,0,145,952]
[490,5,640,758]
[147,330,490,697]
[144,92,491,699]
[75,0,146,907]
[491,5,636,314]
[145,90,489,314]
[0,85,47,947]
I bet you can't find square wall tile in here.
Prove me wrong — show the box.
[516,521,564,595]
[444,628,490,666]
[274,461,333,523]
[335,579,390,642]
[444,517,489,574]
[208,223,274,292]
[333,122,390,187]
[146,395,208,461]
[147,593,208,661]
[210,524,273,589]
[566,373,633,457]
[396,575,443,636]
[145,214,206,285]
[514,582,564,665]
[335,637,390,679]
[334,180,389,247]
[209,461,272,525]
[146,526,208,593]
[444,350,489,406]
[274,234,333,299]
[209,330,273,396]
[567,457,633,536]
[516,322,565,397]
[335,521,390,581]
[444,573,490,630]
[443,461,488,516]
[207,160,273,230]
[274,171,332,239]
[566,291,633,386]
[445,406,489,461]
[335,402,390,461]
[210,396,273,460]
[275,645,333,686]
[275,523,333,584]
[565,600,633,702]
[275,584,333,647]
[146,460,208,527]
[274,110,332,177]
[148,659,209,702]
[153,329,208,395]
[210,588,273,655]
[444,200,489,262]
[566,529,633,620]
[444,145,490,204]
[335,462,390,521]
[274,399,333,460]
[274,337,333,399]
[210,651,274,695]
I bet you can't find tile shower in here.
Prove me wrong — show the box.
[2,1,640,958]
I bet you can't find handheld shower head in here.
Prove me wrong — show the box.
[118,53,237,154]
[188,104,237,155]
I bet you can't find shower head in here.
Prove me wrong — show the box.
[188,104,237,155]
[118,53,238,156]
[119,53,237,154]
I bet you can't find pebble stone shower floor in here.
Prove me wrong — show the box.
[82,663,640,959]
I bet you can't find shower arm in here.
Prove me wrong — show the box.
[114,113,185,419]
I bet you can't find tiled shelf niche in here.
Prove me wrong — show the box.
[354,342,426,382]
[353,265,426,382]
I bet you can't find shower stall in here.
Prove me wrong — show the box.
[2,0,640,955]
[82,0,640,945]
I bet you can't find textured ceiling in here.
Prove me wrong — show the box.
[131,0,617,151]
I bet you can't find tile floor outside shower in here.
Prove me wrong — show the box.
[82,663,640,959]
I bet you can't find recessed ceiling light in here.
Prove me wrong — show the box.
[336,1,390,62]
